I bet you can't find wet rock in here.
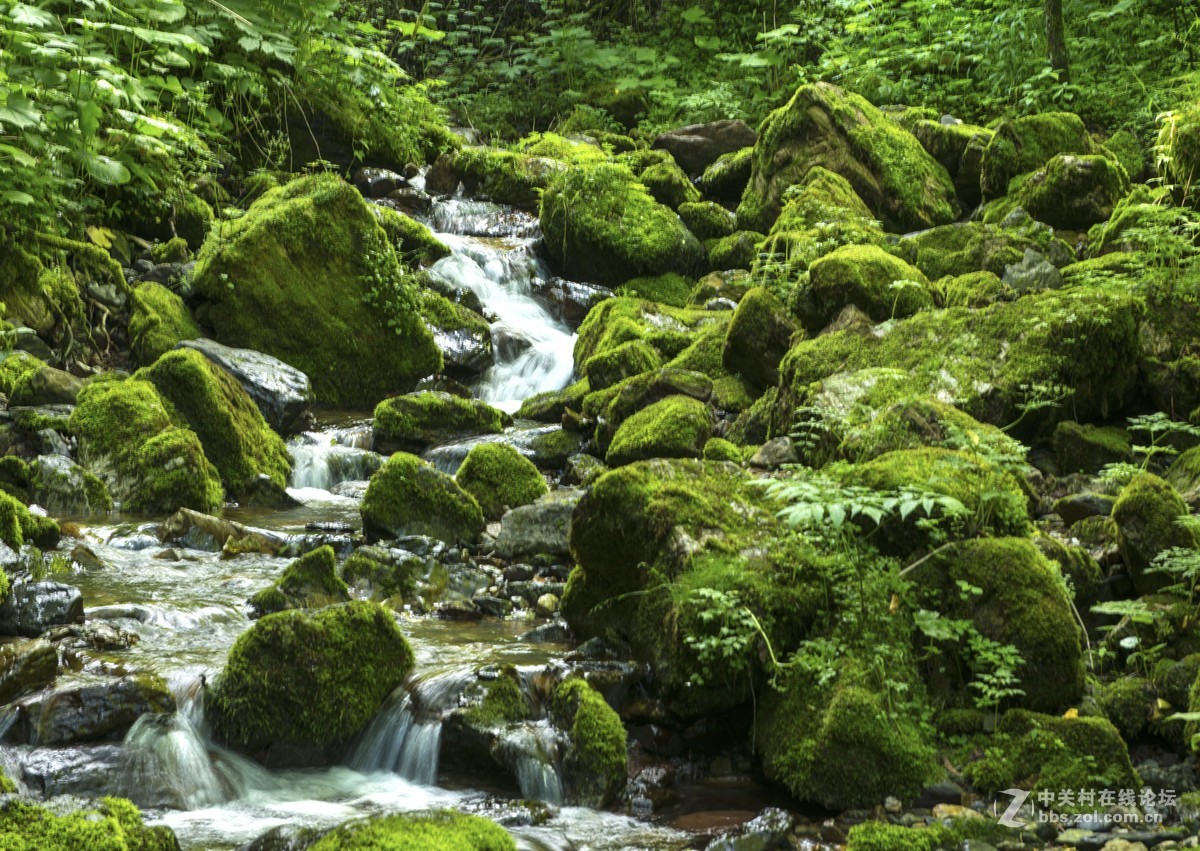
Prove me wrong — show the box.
[69,542,105,570]
[749,437,798,469]
[28,455,109,514]
[432,326,493,379]
[384,186,433,218]
[1002,247,1063,292]
[44,622,138,652]
[7,674,175,745]
[1056,493,1115,526]
[519,621,573,644]
[473,595,513,618]
[704,807,794,851]
[531,277,614,325]
[0,638,57,702]
[535,593,560,617]
[178,339,314,434]
[562,454,607,487]
[161,507,285,554]
[20,743,124,798]
[495,490,581,560]
[9,367,84,407]
[653,120,758,175]
[240,824,326,851]
[0,581,84,637]
[353,166,405,198]
[436,600,483,621]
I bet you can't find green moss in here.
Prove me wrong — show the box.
[697,146,753,202]
[1053,421,1132,473]
[1158,104,1200,202]
[437,146,566,210]
[846,821,946,851]
[371,204,451,265]
[702,437,743,462]
[372,391,508,453]
[128,282,203,366]
[209,600,413,753]
[193,173,440,408]
[586,368,714,454]
[517,132,608,166]
[0,351,45,398]
[897,221,1036,281]
[708,231,763,271]
[678,201,737,241]
[606,395,712,467]
[309,811,514,851]
[615,273,693,308]
[516,379,589,422]
[583,339,662,391]
[1012,154,1130,230]
[797,244,932,330]
[980,112,1095,199]
[455,443,547,521]
[361,452,485,543]
[0,490,58,552]
[551,678,627,807]
[1096,676,1153,740]
[466,665,531,727]
[125,189,215,248]
[738,83,958,234]
[140,348,290,499]
[540,163,705,287]
[150,236,191,264]
[722,286,800,388]
[911,538,1084,712]
[0,797,178,850]
[528,428,582,468]
[638,161,700,208]
[1087,184,1200,257]
[341,547,423,602]
[1103,129,1146,180]
[69,377,223,513]
[250,545,351,616]
[936,271,1011,308]
[1111,472,1198,595]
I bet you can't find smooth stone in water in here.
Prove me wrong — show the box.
[0,581,84,637]
[7,675,175,745]
[495,490,581,560]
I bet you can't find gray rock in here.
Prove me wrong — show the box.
[36,428,71,457]
[749,437,798,469]
[532,277,614,325]
[353,167,404,199]
[9,327,52,360]
[472,595,513,617]
[518,621,573,644]
[28,455,104,514]
[653,119,758,175]
[1003,248,1064,292]
[7,675,175,745]
[704,807,794,851]
[384,187,433,218]
[0,638,57,703]
[161,507,285,554]
[0,581,84,637]
[495,491,581,560]
[1056,493,1115,526]
[20,743,124,798]
[178,338,313,434]
[10,367,83,406]
[432,325,492,379]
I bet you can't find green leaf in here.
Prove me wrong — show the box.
[1,190,35,206]
[80,151,132,186]
[10,4,55,28]
[0,93,41,130]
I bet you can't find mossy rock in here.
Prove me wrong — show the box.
[678,201,737,241]
[605,395,713,467]
[1102,129,1146,182]
[150,236,191,264]
[1112,473,1199,596]
[128,282,202,366]
[797,244,933,330]
[697,146,753,203]
[140,348,291,502]
[702,437,744,462]
[573,296,723,365]
[935,271,1012,309]
[208,600,413,759]
[845,821,950,851]
[371,204,451,265]
[515,379,589,422]
[428,145,566,211]
[776,287,1142,440]
[123,189,215,249]
[587,367,715,453]
[540,163,706,287]
[69,377,224,513]
[372,391,510,454]
[980,112,1095,200]
[1096,676,1154,741]
[1158,104,1200,204]
[309,811,514,851]
[455,443,547,521]
[896,221,1038,281]
[708,230,763,272]
[737,83,958,234]
[1012,154,1130,230]
[465,665,530,727]
[910,538,1084,713]
[1088,185,1200,258]
[249,545,350,617]
[722,286,800,388]
[0,797,179,850]
[1053,421,1132,473]
[551,678,628,807]
[0,490,59,553]
[0,350,46,398]
[639,160,700,209]
[688,270,753,307]
[193,173,440,408]
[583,339,662,392]
[341,545,423,604]
[361,452,485,544]
[615,273,693,308]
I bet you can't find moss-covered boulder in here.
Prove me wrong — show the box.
[540,163,705,287]
[128,283,202,366]
[708,230,763,271]
[140,348,291,503]
[737,83,958,234]
[309,811,514,851]
[361,452,485,544]
[936,271,1012,308]
[1112,473,1199,596]
[1096,676,1154,740]
[796,244,933,330]
[193,173,440,408]
[911,119,993,208]
[616,272,693,308]
[1012,154,1130,230]
[0,490,59,552]
[1053,421,1132,473]
[69,378,223,513]
[516,379,589,423]
[679,201,737,241]
[583,339,662,391]
[573,296,724,366]
[372,391,510,454]
[980,112,1095,200]
[697,147,754,203]
[605,395,713,467]
[896,221,1054,281]
[455,443,547,521]
[551,678,628,807]
[910,538,1084,712]
[586,367,715,453]
[427,145,566,210]
[722,286,799,388]
[0,797,179,850]
[1157,103,1200,203]
[208,600,412,761]
[371,204,451,266]
[248,546,350,617]
[639,160,700,209]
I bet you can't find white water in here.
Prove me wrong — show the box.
[423,199,577,413]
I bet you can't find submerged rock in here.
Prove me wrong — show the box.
[0,581,84,637]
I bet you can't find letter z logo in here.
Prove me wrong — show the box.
[997,788,1030,827]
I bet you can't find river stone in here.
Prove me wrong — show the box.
[0,581,84,637]
[7,674,175,745]
[161,507,285,554]
[1002,247,1063,292]
[532,277,615,325]
[0,638,57,702]
[20,743,124,798]
[28,455,102,514]
[704,807,795,851]
[178,339,314,434]
[749,437,798,469]
[353,166,404,199]
[534,593,560,617]
[495,490,581,560]
[9,366,84,407]
[653,119,758,175]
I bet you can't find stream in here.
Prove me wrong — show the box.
[0,191,724,849]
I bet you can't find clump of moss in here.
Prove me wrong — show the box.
[1158,104,1200,203]
[249,545,350,617]
[69,377,223,513]
[573,296,721,366]
[371,204,451,265]
[150,236,190,264]
[638,160,700,208]
[1103,129,1146,181]
[897,221,1039,281]
[702,437,744,462]
[615,273,694,308]
[429,146,565,210]
[208,600,413,754]
[516,379,589,422]
[1112,472,1198,595]
[455,443,547,521]
[845,821,946,851]
[797,244,932,330]
[342,546,423,603]
[466,665,531,727]
[0,797,178,850]
[128,282,203,366]
[310,811,514,851]
[193,173,440,408]
[551,678,627,807]
[605,395,712,467]
[373,391,509,454]
[723,286,800,388]
[697,146,753,203]
[0,351,46,398]
[583,339,662,391]
[0,490,58,554]
[1053,421,1132,473]
[540,163,705,287]
[1096,676,1154,740]
[678,201,737,241]
[1012,153,1130,230]
[936,271,1012,308]
[140,348,290,501]
[361,452,485,543]
[708,230,763,271]
[980,112,1096,199]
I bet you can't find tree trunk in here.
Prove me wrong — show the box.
[1044,0,1070,80]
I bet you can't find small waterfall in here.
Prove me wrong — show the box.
[120,712,227,810]
[498,721,565,805]
[288,433,383,490]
